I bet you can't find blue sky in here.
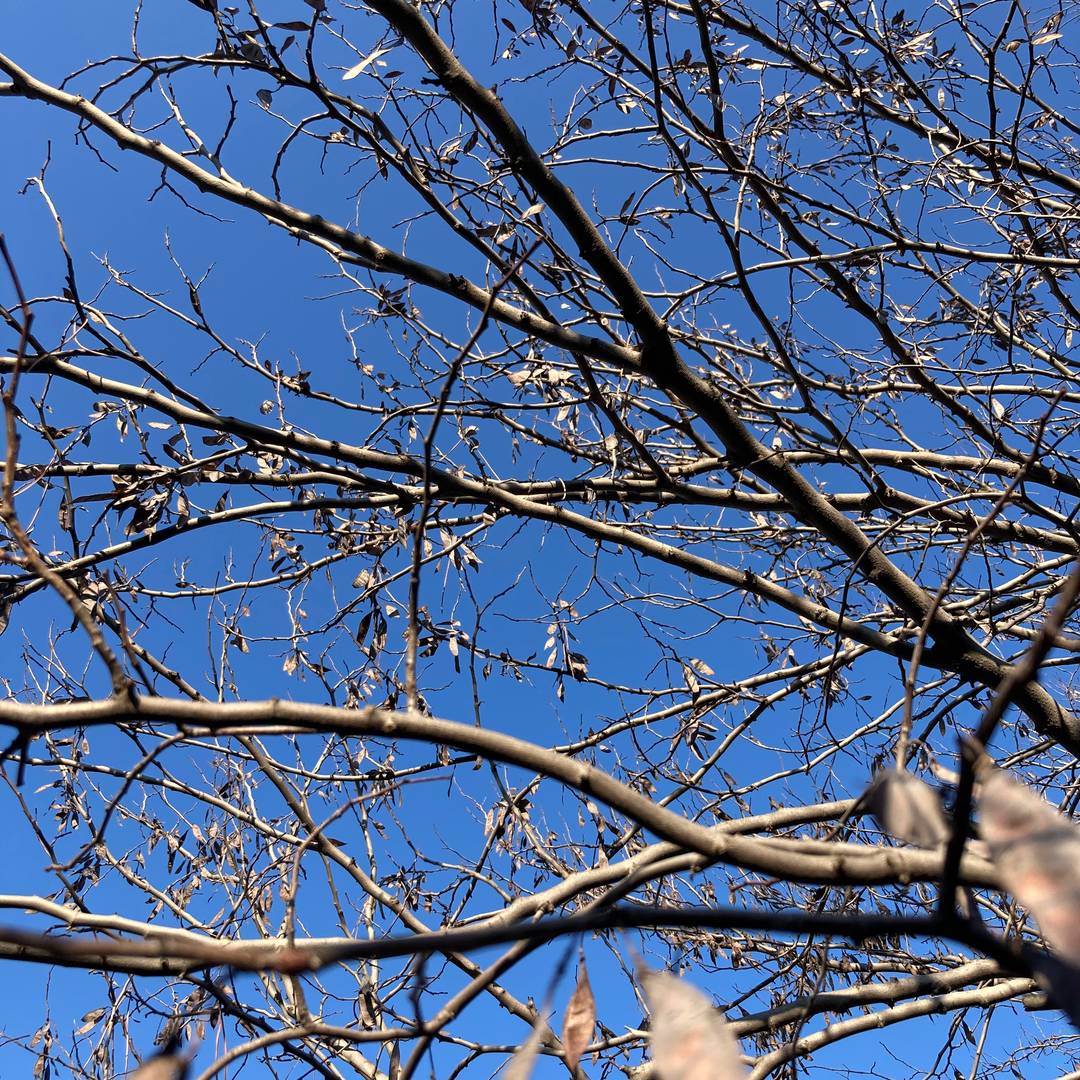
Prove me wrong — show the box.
[2,1,1080,1078]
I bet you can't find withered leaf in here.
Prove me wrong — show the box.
[130,1033,188,1080]
[1026,948,1080,1031]
[343,47,392,81]
[562,956,596,1071]
[865,768,950,849]
[503,1012,547,1080]
[641,969,746,1079]
[978,766,1080,963]
[131,1056,188,1080]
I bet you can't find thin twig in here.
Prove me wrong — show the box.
[405,240,540,710]
[0,234,131,698]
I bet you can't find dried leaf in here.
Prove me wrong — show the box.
[503,1013,547,1080]
[1038,11,1063,34]
[978,767,1080,962]
[1026,947,1080,1030]
[131,1033,188,1080]
[682,663,701,701]
[562,957,596,1071]
[343,47,392,80]
[131,1055,188,1080]
[865,769,950,849]
[641,969,747,1079]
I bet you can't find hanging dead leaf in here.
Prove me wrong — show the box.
[562,956,596,1071]
[865,768,950,849]
[343,47,392,81]
[1026,947,1080,1031]
[641,969,746,1079]
[978,766,1080,963]
[131,1032,189,1080]
[503,1012,547,1080]
[131,1057,188,1080]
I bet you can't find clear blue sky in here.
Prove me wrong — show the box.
[1,2,1077,1078]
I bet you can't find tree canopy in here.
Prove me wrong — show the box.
[2,1,1080,1077]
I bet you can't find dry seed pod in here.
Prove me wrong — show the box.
[561,956,596,1072]
[865,768,950,849]
[977,767,1080,962]
[641,969,747,1080]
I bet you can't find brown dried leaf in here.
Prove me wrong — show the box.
[1026,948,1080,1030]
[503,1013,547,1080]
[641,969,746,1079]
[978,767,1080,962]
[131,1052,188,1080]
[562,957,596,1071]
[865,769,950,849]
